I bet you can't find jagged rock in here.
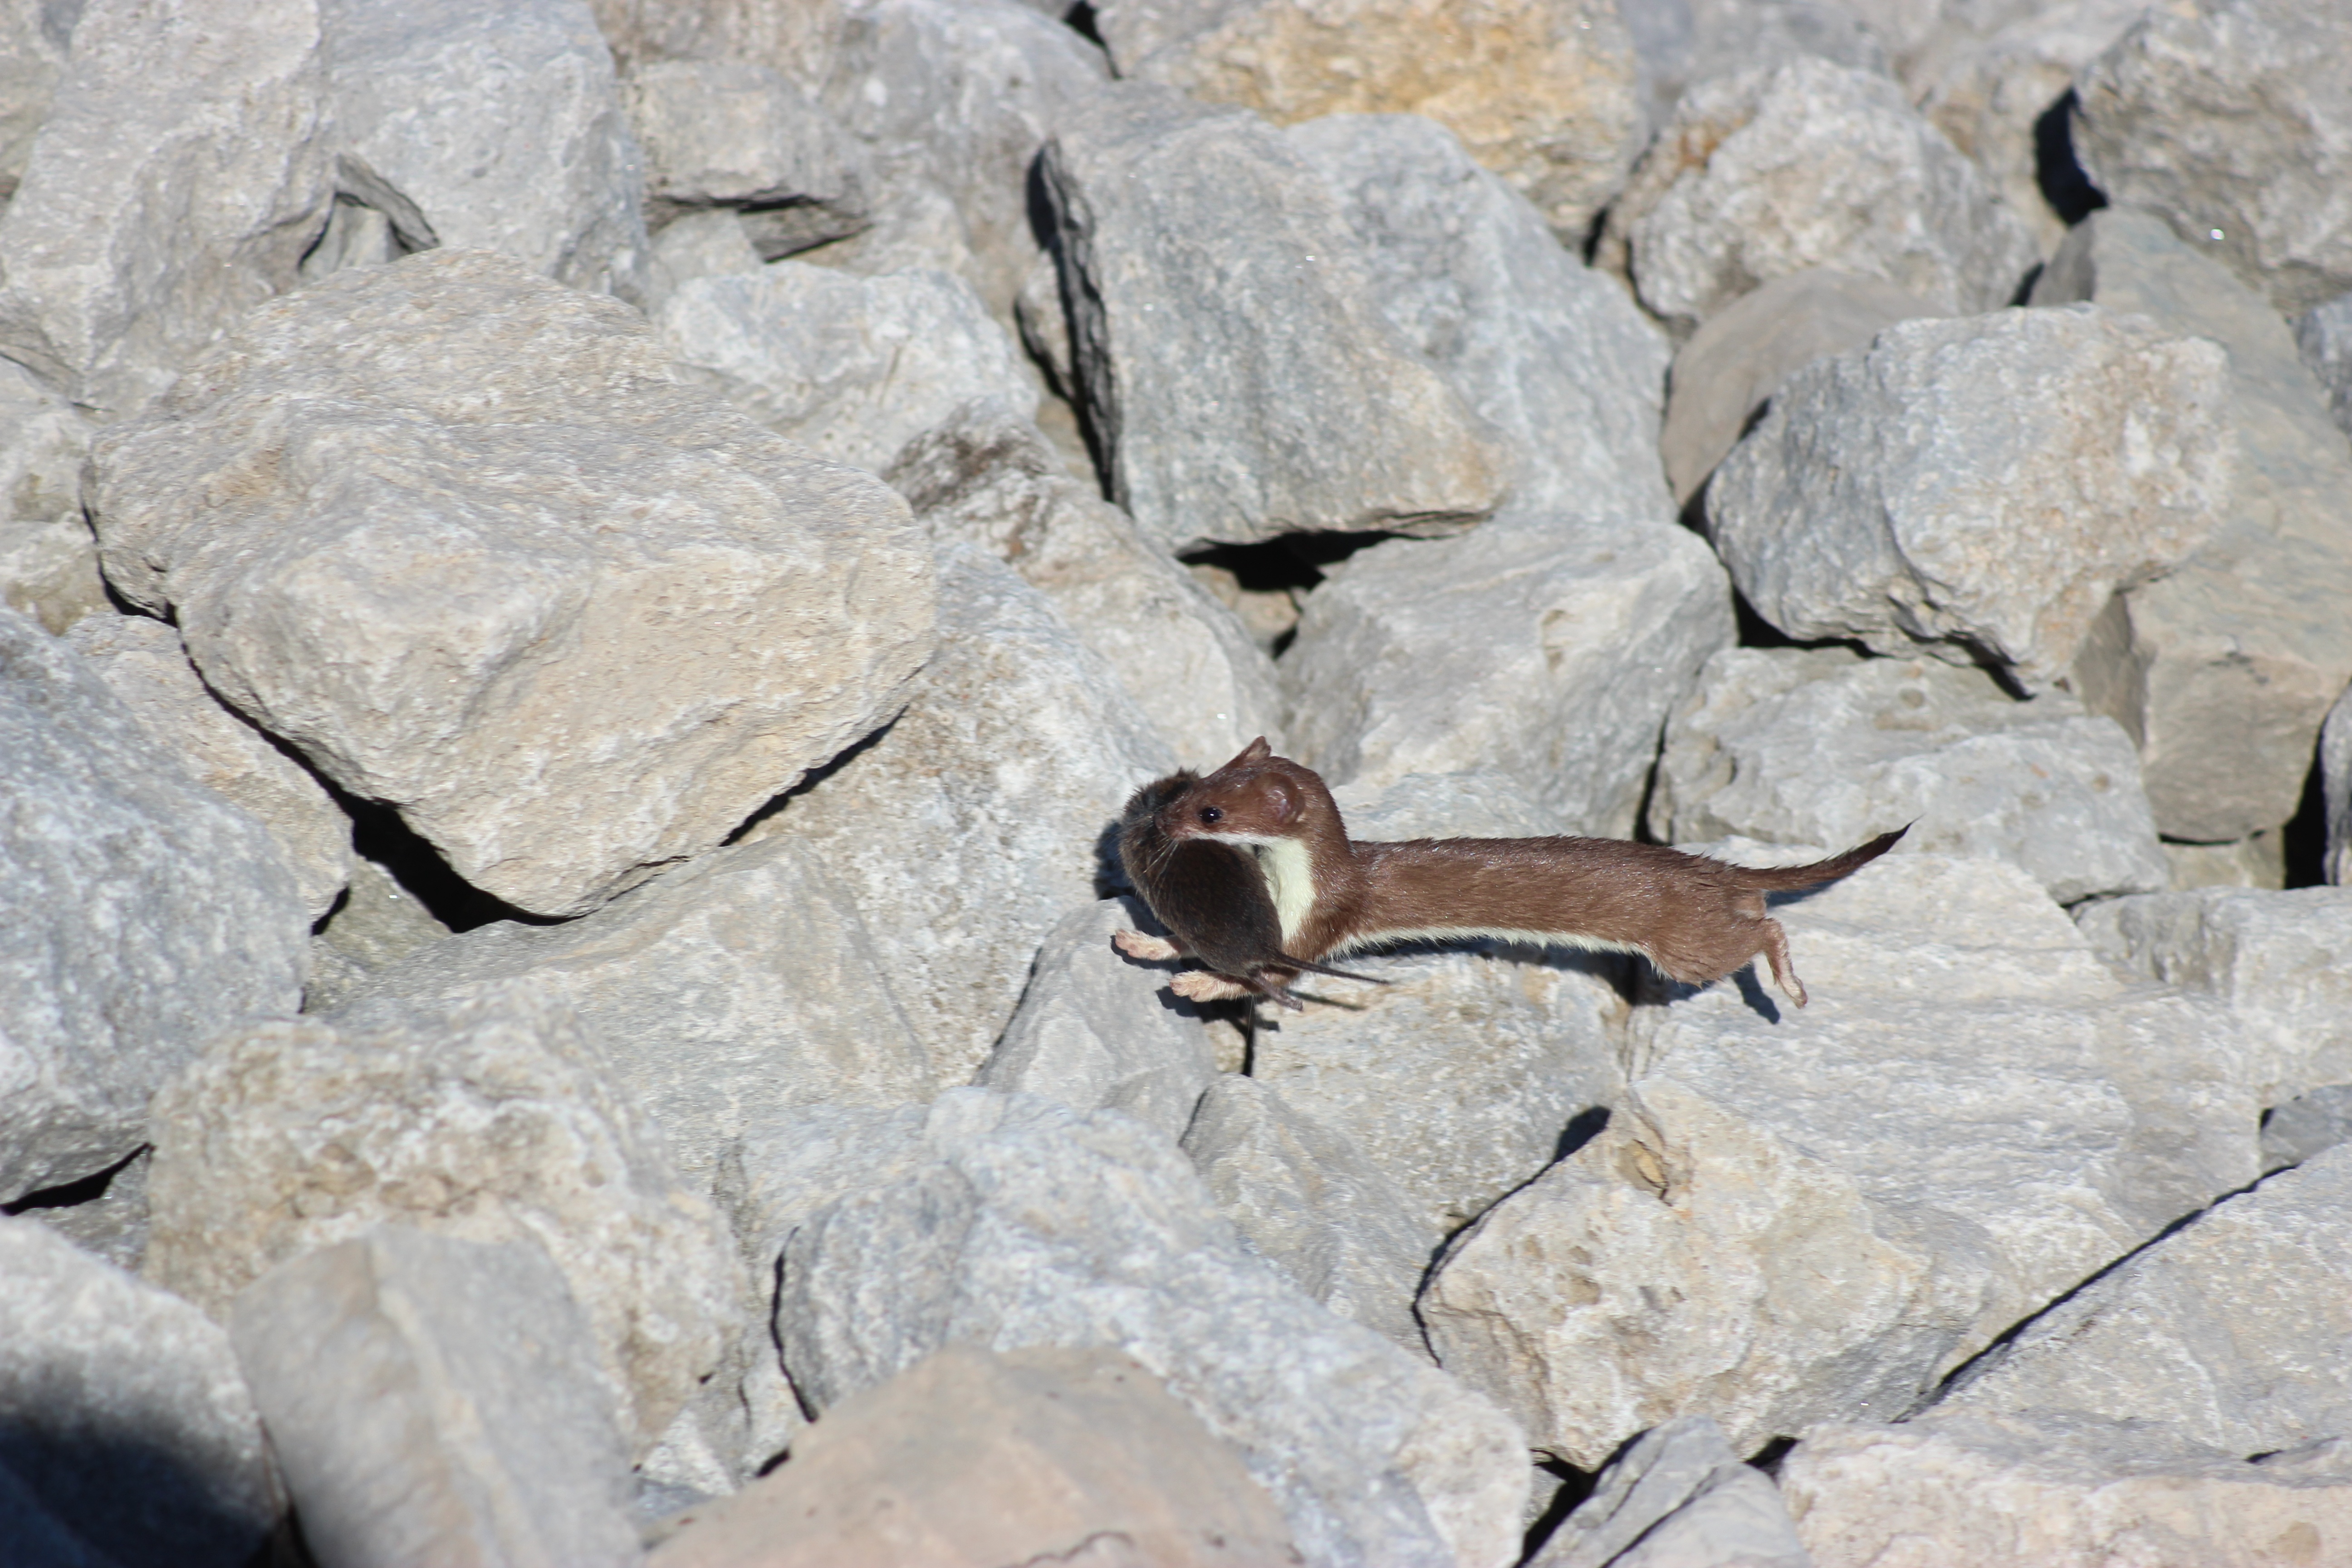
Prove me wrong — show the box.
[744,545,1172,1084]
[1530,1416,1810,1568]
[2034,206,2352,841]
[2263,1084,2352,1174]
[0,516,107,636]
[1599,56,2039,335]
[88,249,935,918]
[1649,647,2167,906]
[1709,306,2235,693]
[0,605,309,1205]
[0,1216,276,1568]
[316,0,650,303]
[2300,291,2352,439]
[0,0,333,420]
[646,1343,1297,1568]
[304,857,450,1015]
[658,261,1034,476]
[143,979,745,1449]
[1624,0,1889,142]
[67,614,352,922]
[2072,0,2352,318]
[1097,0,1643,242]
[0,357,88,519]
[1037,83,1504,552]
[622,58,867,249]
[230,1227,640,1568]
[745,1089,1529,1568]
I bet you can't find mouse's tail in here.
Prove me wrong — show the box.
[1273,953,1389,986]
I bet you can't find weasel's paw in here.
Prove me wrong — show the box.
[1169,971,1251,1003]
[1113,930,1180,962]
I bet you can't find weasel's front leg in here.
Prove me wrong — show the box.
[1113,929,1180,962]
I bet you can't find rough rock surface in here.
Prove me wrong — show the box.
[1329,768,1570,841]
[623,58,867,248]
[143,980,745,1449]
[88,249,936,918]
[0,356,88,521]
[1530,1415,1811,1568]
[0,1216,276,1568]
[303,857,450,1015]
[0,604,309,1205]
[1650,647,2168,905]
[229,1227,641,1568]
[0,0,70,194]
[2301,290,2352,439]
[1623,0,1890,138]
[0,0,332,420]
[2263,1085,2352,1174]
[1709,306,2235,691]
[2328,679,2352,887]
[1098,0,1643,242]
[1038,83,1504,552]
[0,515,108,637]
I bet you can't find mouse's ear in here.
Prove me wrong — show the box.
[1220,736,1273,770]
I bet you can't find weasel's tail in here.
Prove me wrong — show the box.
[1730,825,1910,891]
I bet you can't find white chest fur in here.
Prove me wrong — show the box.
[1252,838,1317,947]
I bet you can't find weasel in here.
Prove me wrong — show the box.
[1117,738,1906,1008]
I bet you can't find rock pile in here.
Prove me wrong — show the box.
[2,0,2349,1563]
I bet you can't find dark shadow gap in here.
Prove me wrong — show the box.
[2035,89,2108,227]
[2281,739,2328,889]
[335,791,548,934]
[724,710,900,848]
[3,1144,146,1215]
[1520,1456,1601,1561]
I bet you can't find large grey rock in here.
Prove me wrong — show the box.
[1530,1416,1810,1568]
[0,1215,276,1568]
[745,544,1172,1084]
[0,515,107,636]
[1620,0,1889,146]
[0,0,333,420]
[0,605,309,1205]
[331,837,933,1192]
[2073,0,2352,318]
[1282,511,1735,837]
[2033,206,2352,841]
[88,249,936,918]
[143,979,745,1449]
[1097,0,1642,243]
[67,614,352,922]
[1599,56,2039,335]
[0,0,71,195]
[1038,83,1505,552]
[1649,647,2168,905]
[1421,854,2261,1467]
[1709,306,2236,693]
[317,0,650,304]
[2300,291,2352,440]
[656,261,1036,475]
[2327,680,2352,887]
[230,1227,640,1568]
[0,356,88,520]
[2075,886,2352,1108]
[622,59,867,250]
[752,1089,1530,1568]
[1329,767,1569,841]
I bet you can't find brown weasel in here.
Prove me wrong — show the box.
[1119,737,1906,1008]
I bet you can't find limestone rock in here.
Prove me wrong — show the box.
[0,515,107,637]
[2072,0,2352,318]
[0,604,309,1205]
[1098,0,1643,242]
[2300,290,2352,439]
[1622,0,1889,145]
[1530,1416,1811,1568]
[304,856,451,1015]
[0,1216,276,1568]
[2263,1084,2352,1174]
[647,209,762,304]
[231,1227,640,1568]
[2327,680,2352,887]
[1600,56,2038,335]
[0,356,88,520]
[0,0,333,420]
[1709,306,2235,692]
[1037,83,1504,552]
[1649,647,2168,906]
[88,249,936,918]
[143,979,745,1449]
[1329,768,1569,841]
[623,58,867,249]
[0,0,70,194]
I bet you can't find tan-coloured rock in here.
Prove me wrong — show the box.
[623,58,867,246]
[0,515,108,636]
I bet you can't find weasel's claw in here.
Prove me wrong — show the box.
[1113,929,1180,963]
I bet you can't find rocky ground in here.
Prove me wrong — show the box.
[3,0,2351,1563]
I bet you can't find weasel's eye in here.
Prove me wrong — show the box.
[1199,806,1223,824]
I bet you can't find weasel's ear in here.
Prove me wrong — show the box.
[1259,777,1297,824]
[1221,736,1273,770]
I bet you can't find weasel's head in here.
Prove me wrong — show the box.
[1156,736,1321,848]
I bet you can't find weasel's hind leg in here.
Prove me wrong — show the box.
[1757,916,1808,1007]
[1170,970,1253,1004]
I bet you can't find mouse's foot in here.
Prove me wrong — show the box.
[1169,970,1251,1003]
[1113,929,1180,962]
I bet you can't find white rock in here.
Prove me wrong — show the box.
[1530,1415,1811,1568]
[623,58,867,250]
[88,248,936,919]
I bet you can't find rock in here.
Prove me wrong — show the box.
[317,0,650,304]
[2074,886,2352,1108]
[647,209,762,302]
[304,856,451,1014]
[142,978,745,1449]
[2072,0,2352,319]
[656,261,1036,475]
[886,404,1287,764]
[13,1145,154,1275]
[1037,83,1504,552]
[0,516,108,636]
[2327,680,2352,887]
[229,1227,640,1568]
[1421,854,2261,1467]
[0,357,89,520]
[2033,206,2352,841]
[2262,1084,2352,1174]
[1281,512,1735,836]
[0,604,309,1205]
[1329,768,1568,841]
[1624,0,1889,144]
[0,0,333,421]
[1179,1074,1439,1358]
[1649,647,2168,906]
[0,0,71,195]
[88,248,936,918]
[1709,306,2236,693]
[1529,1415,1810,1568]
[1598,57,2039,336]
[742,544,1173,1086]
[0,1215,276,1568]
[622,59,868,249]
[67,614,352,922]
[2300,291,2352,439]
[1660,268,1940,509]
[1096,0,1643,242]
[1779,1410,2352,1568]
[646,1343,1297,1568]
[976,899,1219,1143]
[756,1088,1529,1568]
[2161,832,2287,893]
